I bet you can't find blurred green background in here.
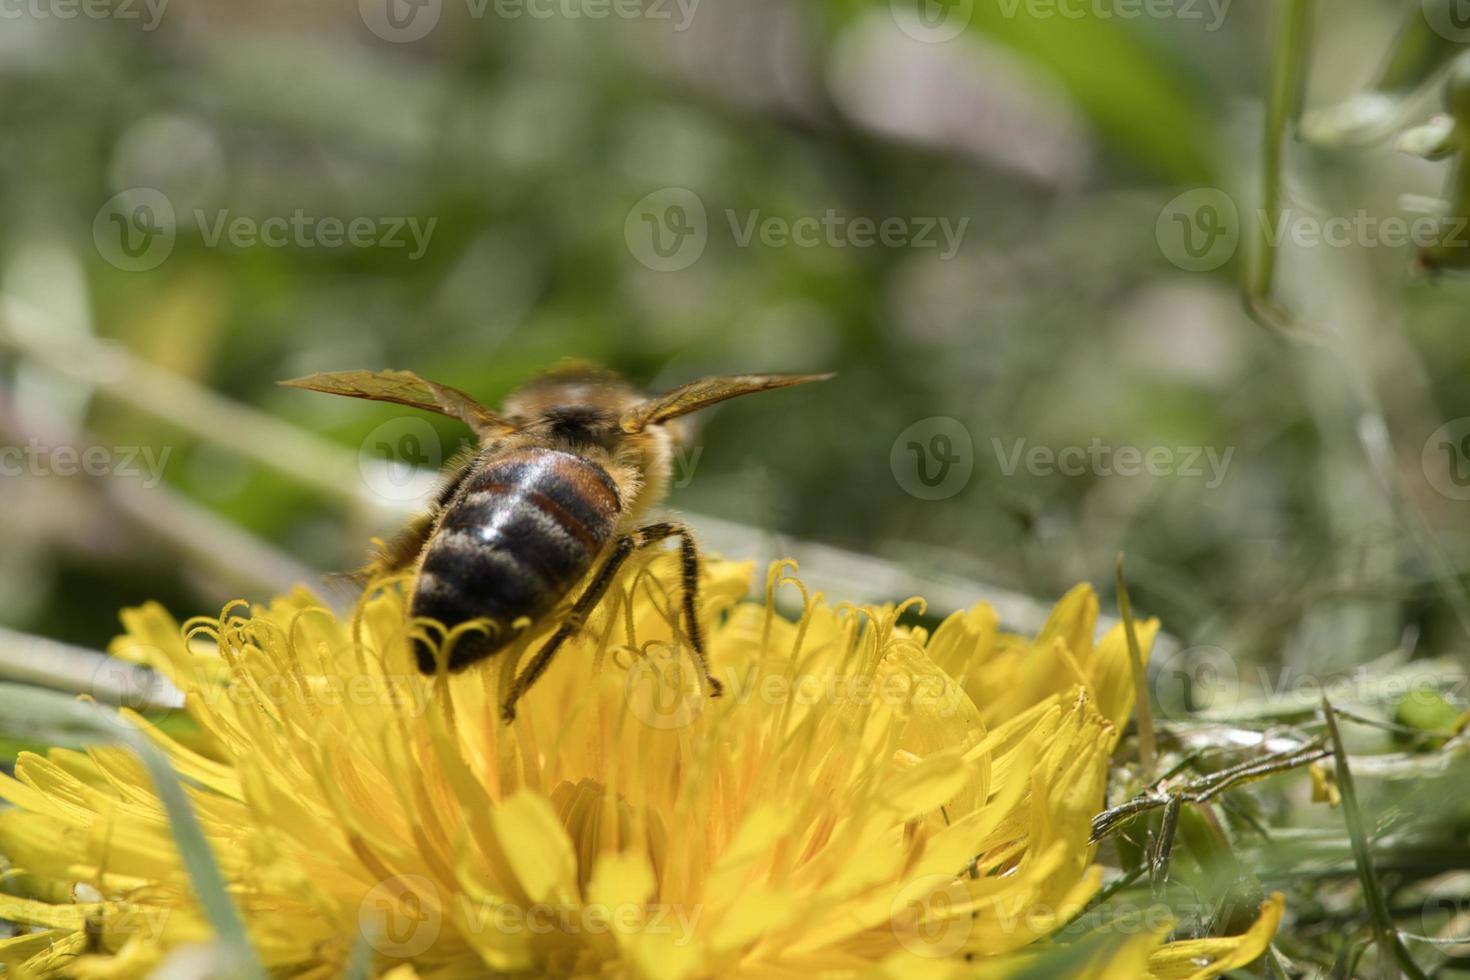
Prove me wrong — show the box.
[0,0,1467,697]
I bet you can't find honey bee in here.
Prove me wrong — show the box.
[283,363,830,721]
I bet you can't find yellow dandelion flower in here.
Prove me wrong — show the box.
[0,555,1281,978]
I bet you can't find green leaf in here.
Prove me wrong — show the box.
[1394,688,1462,747]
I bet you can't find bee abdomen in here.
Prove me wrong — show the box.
[410,449,621,673]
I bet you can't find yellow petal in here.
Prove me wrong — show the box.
[489,790,579,906]
[586,850,656,935]
[1146,893,1285,980]
[1086,618,1160,737]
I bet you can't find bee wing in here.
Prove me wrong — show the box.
[620,372,833,433]
[280,370,513,434]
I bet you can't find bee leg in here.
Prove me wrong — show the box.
[499,522,721,723]
[351,450,478,585]
[84,912,104,954]
[348,513,435,585]
[501,534,639,723]
[658,522,723,699]
[587,521,722,698]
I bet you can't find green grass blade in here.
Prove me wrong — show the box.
[1321,695,1429,980]
[0,684,265,980]
[1247,0,1313,332]
[1116,553,1157,783]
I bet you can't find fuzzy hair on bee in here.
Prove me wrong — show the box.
[282,361,831,722]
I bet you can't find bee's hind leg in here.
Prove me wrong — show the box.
[659,522,723,700]
[348,513,435,586]
[501,534,637,723]
[499,521,720,724]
